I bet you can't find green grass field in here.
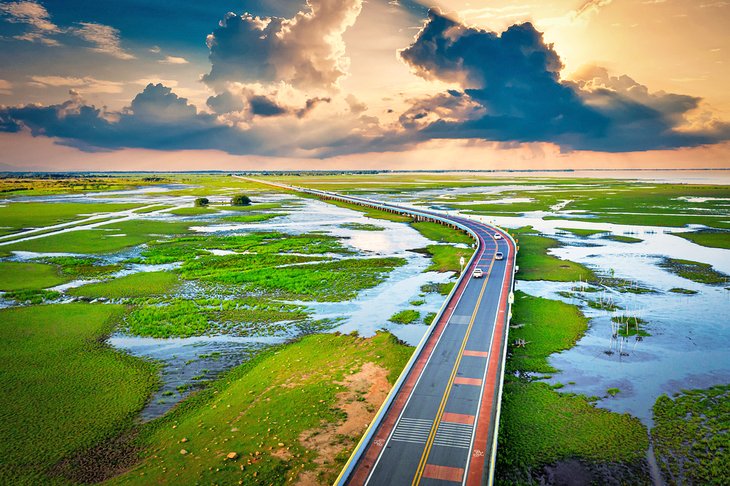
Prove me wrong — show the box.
[603,234,643,243]
[110,332,412,485]
[68,271,181,299]
[389,309,421,324]
[410,221,473,244]
[0,261,70,290]
[421,245,473,273]
[673,230,730,249]
[513,227,597,282]
[0,202,142,235]
[497,291,648,482]
[168,206,219,216]
[0,304,158,485]
[507,291,589,374]
[339,222,386,231]
[556,227,607,237]
[3,220,194,255]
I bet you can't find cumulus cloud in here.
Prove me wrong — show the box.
[160,55,189,64]
[396,9,730,152]
[0,84,369,156]
[0,0,60,45]
[70,22,135,60]
[202,0,362,89]
[206,84,332,120]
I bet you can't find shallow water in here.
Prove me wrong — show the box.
[100,195,451,418]
[511,230,730,425]
[6,178,728,426]
[108,333,285,420]
[366,183,730,425]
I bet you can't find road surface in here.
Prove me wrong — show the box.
[239,177,516,486]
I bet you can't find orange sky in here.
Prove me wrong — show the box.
[0,0,728,171]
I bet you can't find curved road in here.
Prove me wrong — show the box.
[241,177,516,486]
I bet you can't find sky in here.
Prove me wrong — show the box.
[0,0,728,171]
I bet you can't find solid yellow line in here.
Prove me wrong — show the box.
[411,250,496,485]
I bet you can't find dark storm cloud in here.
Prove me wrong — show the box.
[0,84,261,153]
[397,9,730,152]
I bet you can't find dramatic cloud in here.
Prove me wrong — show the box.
[396,9,730,152]
[0,0,60,45]
[0,84,361,156]
[1,7,728,158]
[70,22,135,60]
[202,0,362,89]
[0,84,234,150]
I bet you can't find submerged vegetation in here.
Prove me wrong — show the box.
[659,257,729,285]
[388,309,421,324]
[652,385,729,484]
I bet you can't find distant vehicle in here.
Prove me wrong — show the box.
[473,268,484,278]
[495,252,504,260]
[494,233,502,240]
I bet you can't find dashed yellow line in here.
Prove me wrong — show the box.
[411,243,496,485]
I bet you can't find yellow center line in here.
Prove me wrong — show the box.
[411,241,497,485]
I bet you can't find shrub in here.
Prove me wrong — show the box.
[231,194,251,206]
[194,197,209,207]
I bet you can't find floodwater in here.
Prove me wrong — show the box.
[372,183,730,426]
[5,176,728,426]
[1,187,451,418]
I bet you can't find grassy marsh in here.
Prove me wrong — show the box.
[673,230,730,250]
[652,385,729,484]
[0,261,69,290]
[659,258,729,285]
[497,291,648,483]
[69,271,181,299]
[0,304,158,485]
[111,332,412,485]
[3,220,194,255]
[512,227,597,282]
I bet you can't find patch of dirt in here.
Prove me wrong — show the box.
[296,362,391,486]
[532,458,651,486]
[50,430,142,484]
[272,447,293,461]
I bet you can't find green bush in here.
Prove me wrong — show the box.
[194,197,209,207]
[231,194,251,206]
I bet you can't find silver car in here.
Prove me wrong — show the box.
[495,252,504,260]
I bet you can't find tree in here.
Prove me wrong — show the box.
[231,194,251,206]
[194,197,209,207]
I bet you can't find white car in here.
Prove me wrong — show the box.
[495,252,504,261]
[473,268,484,278]
[494,233,502,240]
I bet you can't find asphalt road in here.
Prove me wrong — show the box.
[238,177,516,486]
[344,215,515,486]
